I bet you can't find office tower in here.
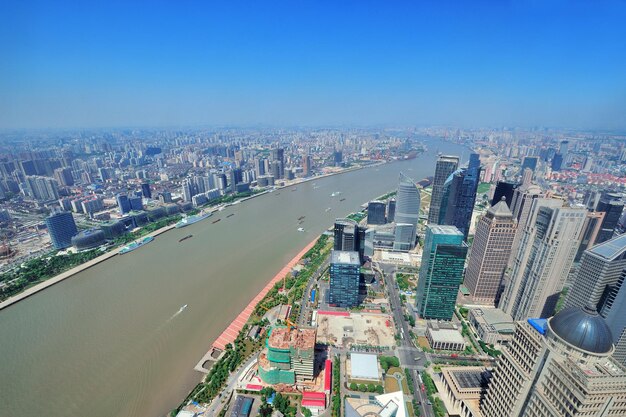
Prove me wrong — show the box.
[521,156,538,172]
[490,181,517,207]
[394,172,421,249]
[302,155,311,177]
[181,180,193,202]
[328,250,361,308]
[508,184,543,262]
[254,158,266,177]
[583,189,602,210]
[334,219,359,252]
[574,211,605,262]
[116,194,131,214]
[386,199,395,222]
[271,148,285,179]
[416,225,468,320]
[229,168,243,190]
[24,176,60,201]
[333,150,342,166]
[141,182,151,199]
[565,234,626,338]
[53,167,74,186]
[604,269,626,366]
[551,153,563,171]
[159,191,172,204]
[439,153,481,240]
[393,223,416,252]
[464,199,516,305]
[45,211,78,249]
[595,193,624,243]
[367,200,386,225]
[500,199,586,320]
[481,306,626,417]
[521,167,533,187]
[129,196,143,211]
[271,161,281,180]
[559,140,569,157]
[428,155,459,224]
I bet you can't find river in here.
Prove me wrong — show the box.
[0,137,468,417]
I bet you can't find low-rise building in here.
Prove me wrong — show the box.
[348,352,381,382]
[427,322,466,351]
[468,308,515,346]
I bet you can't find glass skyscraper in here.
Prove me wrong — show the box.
[328,250,361,308]
[45,211,78,249]
[416,225,467,320]
[393,172,420,250]
[438,153,481,240]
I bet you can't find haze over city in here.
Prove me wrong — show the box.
[2,1,626,130]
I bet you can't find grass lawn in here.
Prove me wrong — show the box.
[384,376,400,393]
[477,182,491,194]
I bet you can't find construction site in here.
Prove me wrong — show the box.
[315,311,396,348]
[258,326,317,385]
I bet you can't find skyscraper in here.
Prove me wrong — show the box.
[45,211,78,249]
[481,306,626,417]
[428,155,459,224]
[500,199,586,320]
[302,155,311,177]
[366,200,386,225]
[595,193,624,243]
[464,199,516,305]
[333,219,359,252]
[53,167,74,186]
[521,156,538,172]
[141,182,152,199]
[386,199,395,222]
[416,225,467,321]
[508,183,543,263]
[490,181,517,207]
[328,250,361,308]
[438,153,481,240]
[271,148,285,179]
[574,210,604,262]
[565,234,626,365]
[24,176,60,201]
[393,172,420,249]
[116,194,131,214]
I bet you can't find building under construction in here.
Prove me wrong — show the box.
[258,326,316,385]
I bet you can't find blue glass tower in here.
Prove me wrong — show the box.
[116,194,131,214]
[416,225,468,320]
[45,211,78,249]
[438,153,481,240]
[329,250,361,308]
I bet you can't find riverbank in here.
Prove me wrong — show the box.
[0,224,176,311]
[0,159,394,312]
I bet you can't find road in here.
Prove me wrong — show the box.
[375,261,434,417]
[297,257,330,325]
[204,354,258,416]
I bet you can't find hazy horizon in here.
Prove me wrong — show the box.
[2,1,626,130]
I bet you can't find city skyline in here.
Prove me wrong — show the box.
[2,1,626,130]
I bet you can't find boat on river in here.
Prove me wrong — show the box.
[119,236,154,254]
[175,212,211,228]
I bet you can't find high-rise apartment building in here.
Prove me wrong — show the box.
[24,176,59,201]
[271,148,285,179]
[53,167,74,186]
[521,156,538,172]
[595,193,624,244]
[45,211,78,249]
[439,153,481,240]
[393,172,420,250]
[416,225,467,320]
[367,200,386,225]
[428,155,459,224]
[481,306,626,417]
[141,182,151,199]
[328,250,361,308]
[464,199,516,305]
[302,155,311,177]
[500,199,586,320]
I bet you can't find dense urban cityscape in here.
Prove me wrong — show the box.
[3,2,626,417]
[1,126,626,417]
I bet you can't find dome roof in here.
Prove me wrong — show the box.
[549,306,613,354]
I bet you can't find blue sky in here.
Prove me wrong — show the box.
[1,1,625,129]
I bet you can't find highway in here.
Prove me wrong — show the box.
[375,261,434,417]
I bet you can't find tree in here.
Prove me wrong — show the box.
[350,382,358,391]
[376,385,384,394]
[302,408,312,417]
[367,384,376,392]
[358,384,367,392]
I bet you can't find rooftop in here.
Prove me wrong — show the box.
[331,250,360,265]
[428,326,465,344]
[588,233,626,261]
[428,224,463,236]
[349,353,379,380]
[268,326,316,350]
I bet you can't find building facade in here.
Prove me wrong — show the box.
[416,225,467,320]
[481,307,626,417]
[393,172,420,250]
[500,199,585,321]
[45,211,78,249]
[366,200,386,225]
[328,250,361,308]
[464,199,516,305]
[428,155,459,224]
